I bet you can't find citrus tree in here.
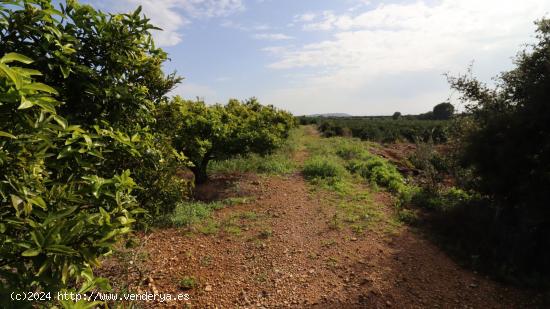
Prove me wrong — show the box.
[157,97,295,184]
[1,0,188,216]
[0,53,141,306]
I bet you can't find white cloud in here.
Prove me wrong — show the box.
[263,0,550,114]
[252,33,293,40]
[221,20,272,32]
[294,13,316,22]
[94,0,244,46]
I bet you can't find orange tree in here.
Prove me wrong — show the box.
[157,97,295,184]
[0,0,188,216]
[0,53,142,307]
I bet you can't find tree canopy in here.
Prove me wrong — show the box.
[448,18,550,275]
[157,97,296,183]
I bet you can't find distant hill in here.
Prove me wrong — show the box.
[306,113,352,117]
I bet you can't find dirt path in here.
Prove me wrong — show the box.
[99,129,544,308]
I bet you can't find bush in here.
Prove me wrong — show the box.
[447,18,550,283]
[303,157,346,180]
[346,155,405,193]
[335,143,365,160]
[0,54,140,302]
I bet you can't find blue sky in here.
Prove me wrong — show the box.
[86,0,549,115]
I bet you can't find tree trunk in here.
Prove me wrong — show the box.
[191,157,210,185]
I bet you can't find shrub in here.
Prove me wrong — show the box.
[0,54,140,302]
[303,157,346,180]
[346,156,405,193]
[335,143,366,160]
[447,18,550,282]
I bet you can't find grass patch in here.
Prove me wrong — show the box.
[161,201,225,228]
[300,128,408,234]
[209,153,295,175]
[208,128,303,175]
[195,218,220,235]
[223,224,242,236]
[178,276,197,290]
[223,196,254,206]
[303,156,347,180]
[258,228,272,239]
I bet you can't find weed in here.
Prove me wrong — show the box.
[328,213,343,230]
[397,208,418,224]
[195,218,220,235]
[239,211,259,220]
[179,276,197,290]
[258,228,272,239]
[255,272,268,283]
[178,276,198,290]
[326,257,340,268]
[321,239,337,247]
[224,225,242,236]
[224,197,254,206]
[303,156,347,180]
[199,255,213,267]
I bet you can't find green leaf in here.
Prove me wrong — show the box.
[10,194,23,210]
[44,25,62,38]
[0,63,22,89]
[82,134,93,147]
[45,245,78,255]
[1,53,33,65]
[22,248,41,257]
[53,115,68,129]
[34,97,58,114]
[30,231,45,247]
[22,82,59,95]
[16,67,43,77]
[29,196,47,210]
[60,66,71,78]
[0,131,16,139]
[18,96,34,109]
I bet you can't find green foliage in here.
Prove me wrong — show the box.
[317,118,450,143]
[163,201,225,228]
[337,144,407,194]
[0,0,181,127]
[392,112,402,120]
[0,54,141,303]
[410,187,471,211]
[157,97,295,184]
[208,128,301,175]
[446,18,550,283]
[346,156,405,194]
[208,153,295,175]
[302,157,346,180]
[432,102,455,120]
[0,0,189,217]
[178,276,197,290]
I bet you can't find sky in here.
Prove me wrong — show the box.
[86,0,550,116]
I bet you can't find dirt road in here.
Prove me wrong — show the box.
[99,128,544,308]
